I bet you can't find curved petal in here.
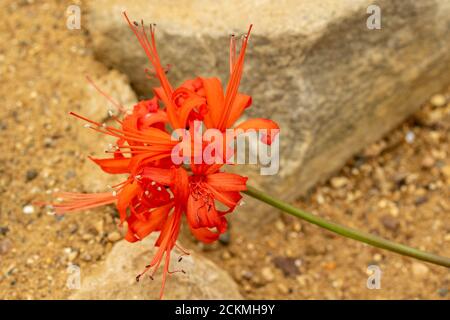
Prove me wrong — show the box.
[189,225,221,244]
[206,172,248,191]
[117,182,141,222]
[225,93,252,128]
[201,77,224,128]
[234,118,280,145]
[125,202,173,242]
[89,157,131,174]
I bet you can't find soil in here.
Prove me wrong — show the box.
[0,0,449,300]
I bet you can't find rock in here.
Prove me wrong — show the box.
[107,231,122,242]
[411,262,429,277]
[380,215,400,232]
[68,250,79,262]
[0,226,9,236]
[330,176,349,189]
[272,256,300,277]
[0,239,13,255]
[405,131,415,144]
[69,235,242,299]
[261,267,275,282]
[430,94,446,107]
[277,283,290,295]
[86,0,450,232]
[25,169,38,182]
[421,156,435,169]
[218,231,231,245]
[22,204,34,215]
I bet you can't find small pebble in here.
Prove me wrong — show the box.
[43,137,54,148]
[22,204,35,215]
[380,215,399,231]
[430,94,446,107]
[405,131,415,144]
[68,250,78,262]
[221,251,232,260]
[412,262,429,277]
[275,220,285,232]
[81,253,92,262]
[107,231,121,242]
[25,169,38,182]
[331,177,349,189]
[421,156,435,169]
[261,267,275,282]
[373,253,383,262]
[0,226,9,236]
[0,239,13,255]
[218,231,230,245]
[277,283,289,294]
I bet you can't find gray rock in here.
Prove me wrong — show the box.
[86,0,450,231]
[69,234,242,299]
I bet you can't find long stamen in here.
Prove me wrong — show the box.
[85,75,127,113]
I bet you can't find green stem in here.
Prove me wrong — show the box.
[244,185,450,268]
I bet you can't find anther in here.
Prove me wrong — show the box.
[112,191,117,197]
[108,110,114,117]
[83,124,91,128]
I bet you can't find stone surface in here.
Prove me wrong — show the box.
[69,235,242,300]
[86,0,450,230]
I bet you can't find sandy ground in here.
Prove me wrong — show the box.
[0,0,449,299]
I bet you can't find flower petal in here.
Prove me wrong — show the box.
[234,118,280,145]
[201,77,224,128]
[89,157,131,174]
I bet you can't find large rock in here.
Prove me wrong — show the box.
[86,0,450,229]
[69,235,242,299]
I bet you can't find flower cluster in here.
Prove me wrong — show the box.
[49,13,279,298]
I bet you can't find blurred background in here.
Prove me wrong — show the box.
[0,0,449,299]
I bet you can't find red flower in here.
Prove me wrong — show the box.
[41,12,279,299]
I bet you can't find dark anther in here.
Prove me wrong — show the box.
[136,275,141,282]
[149,275,154,280]
[181,270,186,274]
[178,257,183,262]
[133,21,138,27]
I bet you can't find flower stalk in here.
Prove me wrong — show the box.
[244,185,450,268]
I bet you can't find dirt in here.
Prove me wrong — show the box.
[0,0,449,300]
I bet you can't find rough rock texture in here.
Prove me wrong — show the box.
[70,235,242,299]
[86,0,450,228]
